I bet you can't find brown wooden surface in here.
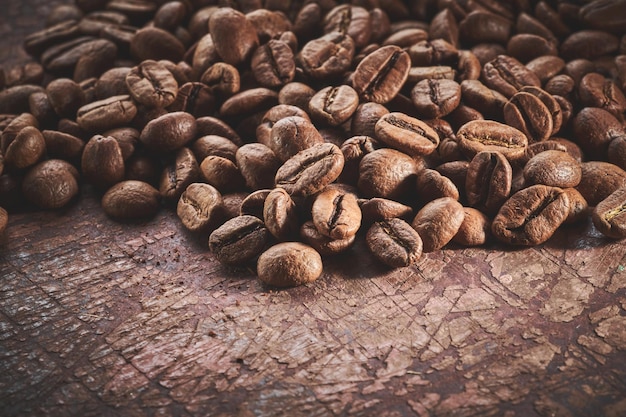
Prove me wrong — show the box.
[2,2,626,417]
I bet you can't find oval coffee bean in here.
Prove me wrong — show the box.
[482,55,541,98]
[130,27,185,62]
[250,39,295,88]
[209,7,259,66]
[257,242,323,287]
[592,187,626,239]
[352,45,411,104]
[4,126,46,170]
[523,150,582,188]
[298,32,355,80]
[76,95,137,132]
[411,79,461,118]
[81,135,125,189]
[308,85,359,127]
[375,112,439,157]
[452,207,491,247]
[576,161,626,206]
[300,221,356,256]
[411,197,465,253]
[140,112,196,153]
[177,183,223,233]
[312,187,361,239]
[359,198,413,224]
[199,155,245,193]
[101,180,160,220]
[22,159,79,210]
[275,143,344,197]
[358,148,421,200]
[503,91,553,143]
[235,143,280,191]
[457,120,528,163]
[366,218,422,268]
[263,187,299,241]
[465,151,512,216]
[209,215,270,265]
[491,185,569,246]
[125,60,178,108]
[159,147,199,202]
[269,116,324,162]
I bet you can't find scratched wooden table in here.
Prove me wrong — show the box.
[1,2,626,417]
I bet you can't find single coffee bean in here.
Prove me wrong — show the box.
[104,127,139,161]
[236,143,280,190]
[23,20,81,57]
[278,82,316,111]
[250,39,295,88]
[608,136,626,171]
[101,180,160,220]
[366,218,422,268]
[526,56,565,84]
[263,187,299,241]
[130,27,185,62]
[275,143,344,197]
[452,207,491,246]
[196,116,242,146]
[209,7,259,66]
[408,39,458,67]
[416,168,459,203]
[4,126,46,171]
[257,242,323,287]
[154,1,188,31]
[429,8,459,47]
[579,0,626,34]
[359,197,413,224]
[256,104,310,147]
[560,30,619,61]
[76,95,137,132]
[0,85,45,114]
[22,159,79,210]
[268,116,324,162]
[544,74,575,99]
[524,150,582,188]
[323,5,371,48]
[201,63,240,97]
[42,130,84,160]
[200,155,245,193]
[219,88,278,118]
[358,148,421,200]
[240,189,271,219]
[351,103,389,138]
[246,9,293,44]
[298,32,355,80]
[576,161,626,206]
[460,79,507,120]
[482,55,541,98]
[190,135,238,163]
[125,60,178,108]
[411,78,461,119]
[503,91,553,143]
[0,207,7,235]
[81,135,125,189]
[191,33,219,77]
[491,184,569,246]
[374,112,439,157]
[411,197,465,253]
[1,113,39,154]
[46,78,86,118]
[41,37,117,76]
[311,187,361,240]
[139,111,196,153]
[458,10,512,45]
[168,82,215,118]
[177,182,223,233]
[465,150,512,216]
[578,72,626,120]
[300,220,356,256]
[562,188,589,224]
[457,120,528,163]
[382,27,427,47]
[506,34,557,63]
[159,147,199,202]
[592,187,626,239]
[309,85,359,127]
[95,67,131,99]
[208,214,269,265]
[28,91,57,128]
[352,45,411,104]
[339,135,378,185]
[572,107,625,160]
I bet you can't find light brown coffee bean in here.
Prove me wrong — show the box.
[125,60,178,108]
[308,85,359,127]
[235,143,280,191]
[352,45,411,104]
[562,188,589,224]
[452,207,491,247]
[159,147,199,202]
[209,8,259,66]
[199,155,245,193]
[298,32,355,80]
[177,183,223,233]
[416,169,459,203]
[465,151,512,216]
[411,79,461,119]
[209,215,270,265]
[592,187,626,239]
[366,218,423,268]
[411,197,464,253]
[375,112,440,157]
[263,187,299,241]
[311,187,361,240]
[524,150,582,188]
[300,221,356,256]
[139,112,196,153]
[81,135,125,189]
[457,120,528,163]
[257,242,323,287]
[268,116,324,162]
[576,161,626,206]
[358,148,421,200]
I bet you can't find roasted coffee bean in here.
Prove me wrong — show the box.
[209,8,259,66]
[429,8,459,47]
[154,1,188,31]
[457,120,528,163]
[300,220,356,256]
[579,0,626,34]
[492,185,569,246]
[506,34,557,63]
[103,127,138,161]
[78,11,129,36]
[250,39,295,88]
[544,74,575,99]
[41,37,117,77]
[76,95,137,132]
[240,189,271,219]
[459,11,512,45]
[0,207,7,235]
[125,60,178,108]
[168,82,215,118]
[382,28,427,48]
[257,242,323,287]
[352,45,410,104]
[298,32,355,80]
[366,218,422,268]
[81,135,125,189]
[562,188,589,224]
[275,143,344,197]
[130,27,186,62]
[278,82,316,111]
[191,33,219,77]
[263,187,299,241]
[350,103,389,139]
[359,197,413,223]
[200,155,245,193]
[256,105,310,147]
[521,86,563,135]
[465,149,514,214]
[416,168,459,203]
[503,91,553,143]
[236,143,280,190]
[411,197,464,253]
[578,73,626,120]
[95,67,131,99]
[460,80,507,119]
[246,9,292,44]
[28,92,57,128]
[411,79,461,119]
[339,135,378,185]
[0,85,45,114]
[101,180,160,220]
[177,183,223,233]
[524,150,581,188]
[608,136,626,171]
[471,43,507,67]
[140,112,196,153]
[209,215,269,265]
[592,187,626,239]
[160,147,199,202]
[452,207,491,247]
[268,116,323,162]
[358,148,421,200]
[482,55,541,98]
[42,130,84,160]
[196,116,241,146]
[309,85,359,127]
[572,107,625,160]
[311,187,361,239]
[219,88,278,118]
[23,20,81,57]
[191,135,238,163]
[323,5,371,48]
[560,30,619,61]
[576,161,626,206]
[407,66,456,84]
[201,63,240,97]
[4,126,46,171]
[45,78,86,118]
[526,56,565,84]
[1,113,39,154]
[22,159,79,210]
[408,39,458,67]
[375,112,439,157]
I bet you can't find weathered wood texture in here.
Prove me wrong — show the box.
[1,2,626,417]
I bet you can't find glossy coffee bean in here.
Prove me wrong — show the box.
[81,135,125,189]
[576,161,626,206]
[452,207,491,247]
[375,112,439,157]
[139,112,196,153]
[300,221,356,256]
[358,148,421,200]
[257,242,323,287]
[101,180,160,220]
[352,45,411,104]
[309,85,359,127]
[523,150,581,188]
[4,126,46,170]
[457,120,528,163]
[159,147,199,202]
[311,186,361,240]
[209,8,259,66]
[125,60,178,108]
[411,197,465,253]
[209,215,270,265]
[411,79,461,119]
[263,187,299,241]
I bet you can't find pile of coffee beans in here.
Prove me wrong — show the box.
[1,0,626,287]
